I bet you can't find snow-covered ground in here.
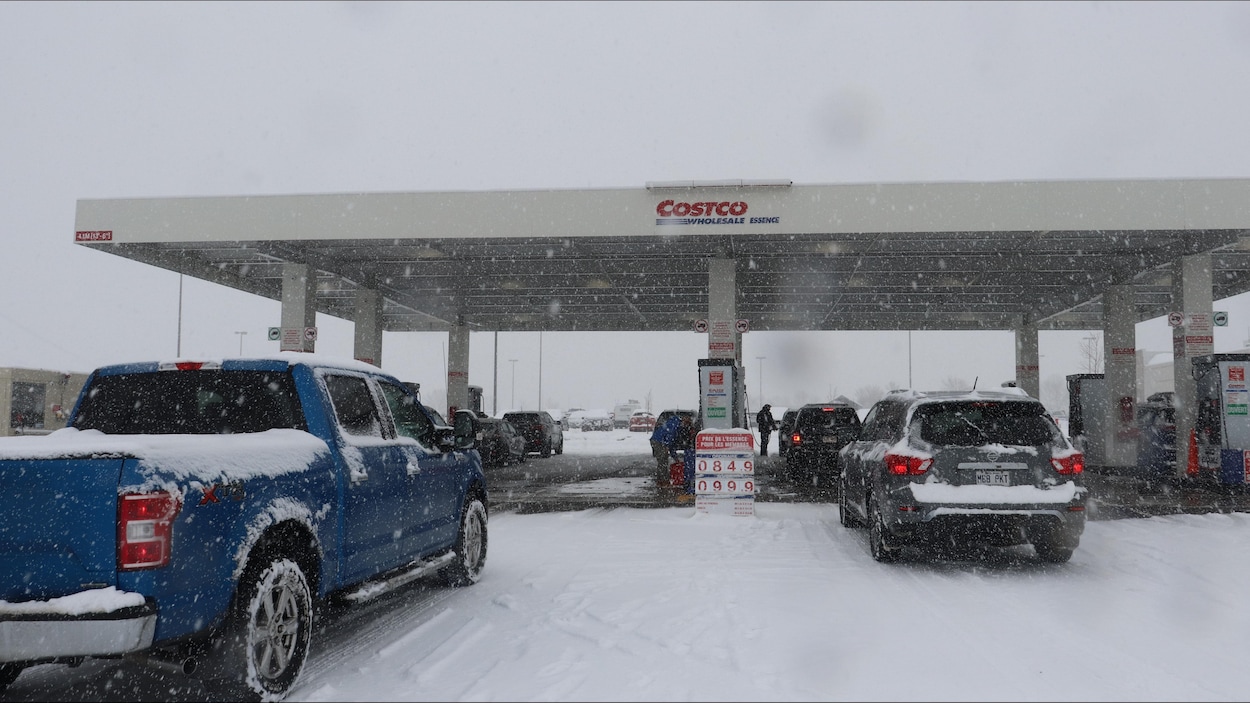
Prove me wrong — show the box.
[6,427,1248,702]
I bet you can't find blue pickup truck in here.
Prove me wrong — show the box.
[0,354,488,700]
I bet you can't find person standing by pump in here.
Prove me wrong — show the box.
[756,403,777,457]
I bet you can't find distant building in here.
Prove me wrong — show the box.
[1,368,90,436]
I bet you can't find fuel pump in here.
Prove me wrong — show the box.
[1191,354,1250,485]
[698,358,745,430]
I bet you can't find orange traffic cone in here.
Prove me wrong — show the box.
[1187,428,1200,477]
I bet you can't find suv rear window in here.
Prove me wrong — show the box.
[912,401,1058,447]
[504,412,542,424]
[74,370,305,435]
[796,407,858,430]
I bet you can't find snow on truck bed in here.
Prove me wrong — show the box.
[0,428,329,482]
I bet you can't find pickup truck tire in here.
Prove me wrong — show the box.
[541,440,552,458]
[212,557,314,701]
[441,498,488,586]
[0,663,24,692]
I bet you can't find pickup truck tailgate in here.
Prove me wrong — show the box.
[0,459,124,602]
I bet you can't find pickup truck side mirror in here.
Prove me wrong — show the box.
[452,410,480,451]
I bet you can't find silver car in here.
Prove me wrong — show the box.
[838,389,1087,563]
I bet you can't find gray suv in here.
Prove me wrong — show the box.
[838,389,1087,563]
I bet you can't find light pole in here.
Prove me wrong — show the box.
[755,356,766,402]
[235,330,247,356]
[908,331,912,388]
[509,359,518,410]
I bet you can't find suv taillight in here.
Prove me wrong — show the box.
[885,453,932,475]
[791,433,802,445]
[118,491,181,571]
[1051,454,1084,475]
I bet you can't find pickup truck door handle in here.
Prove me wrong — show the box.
[406,460,421,475]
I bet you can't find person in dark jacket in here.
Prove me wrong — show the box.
[756,404,777,456]
[671,414,700,498]
[650,414,683,486]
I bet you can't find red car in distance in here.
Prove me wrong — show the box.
[629,410,656,432]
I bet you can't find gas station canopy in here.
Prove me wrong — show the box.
[73,178,1250,334]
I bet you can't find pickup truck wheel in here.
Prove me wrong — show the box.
[213,557,313,701]
[442,498,488,586]
[555,437,563,455]
[541,440,552,458]
[0,663,24,691]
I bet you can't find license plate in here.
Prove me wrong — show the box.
[822,437,839,443]
[975,470,1011,486]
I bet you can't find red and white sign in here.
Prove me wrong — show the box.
[75,230,113,242]
[695,495,755,516]
[694,476,755,495]
[735,319,749,333]
[1231,367,1245,382]
[694,429,756,516]
[693,319,709,333]
[1167,311,1184,327]
[695,457,755,475]
[696,432,754,452]
[708,371,724,385]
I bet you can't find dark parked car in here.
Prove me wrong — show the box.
[776,408,798,458]
[784,403,862,487]
[839,389,1087,563]
[1135,391,1176,481]
[502,410,565,457]
[477,417,527,467]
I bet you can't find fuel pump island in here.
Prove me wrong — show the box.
[696,358,756,516]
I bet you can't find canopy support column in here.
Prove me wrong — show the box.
[1173,254,1213,479]
[1102,284,1138,470]
[353,287,383,366]
[280,263,316,353]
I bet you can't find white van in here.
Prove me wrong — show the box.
[612,400,643,428]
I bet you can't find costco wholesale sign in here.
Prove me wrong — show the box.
[654,200,781,226]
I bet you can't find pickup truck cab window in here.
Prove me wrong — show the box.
[377,380,435,448]
[323,374,383,438]
[74,370,305,434]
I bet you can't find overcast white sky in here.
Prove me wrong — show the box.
[4,1,1250,415]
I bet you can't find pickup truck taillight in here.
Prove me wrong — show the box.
[118,491,181,571]
[885,453,932,475]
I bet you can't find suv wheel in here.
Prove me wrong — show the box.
[555,436,563,455]
[868,492,901,563]
[1033,539,1075,564]
[0,664,25,692]
[541,439,552,458]
[838,475,861,528]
